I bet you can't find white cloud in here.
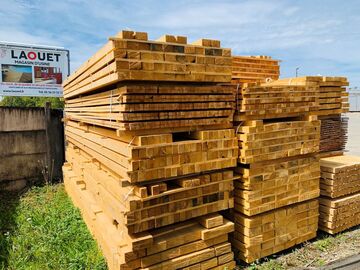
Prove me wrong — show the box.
[0,0,358,84]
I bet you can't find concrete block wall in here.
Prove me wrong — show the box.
[0,107,64,191]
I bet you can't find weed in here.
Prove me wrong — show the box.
[316,258,326,266]
[314,237,334,252]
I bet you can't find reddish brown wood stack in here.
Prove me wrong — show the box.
[231,55,280,84]
[319,115,348,153]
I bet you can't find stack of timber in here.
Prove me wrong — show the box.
[234,155,320,216]
[319,155,360,234]
[237,118,320,164]
[230,64,322,261]
[65,83,235,131]
[230,199,319,263]
[63,30,235,131]
[230,116,320,262]
[319,115,348,153]
[233,82,319,121]
[65,130,237,233]
[262,76,349,156]
[265,76,349,116]
[63,30,237,270]
[63,31,232,98]
[65,121,237,184]
[231,56,280,84]
[64,164,235,270]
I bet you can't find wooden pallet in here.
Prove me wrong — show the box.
[320,155,360,198]
[65,120,237,183]
[234,83,319,121]
[65,147,235,233]
[230,199,319,263]
[63,30,232,99]
[63,164,236,270]
[319,192,360,234]
[234,155,320,216]
[231,55,280,85]
[236,118,320,164]
[319,114,348,153]
[265,76,349,116]
[64,83,235,131]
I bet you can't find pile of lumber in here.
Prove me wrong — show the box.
[319,155,360,234]
[230,118,320,262]
[230,75,321,261]
[318,77,349,115]
[229,58,324,262]
[65,121,237,184]
[319,115,348,153]
[65,142,236,233]
[320,155,360,198]
[234,155,320,216]
[230,199,319,263]
[61,28,352,266]
[64,31,232,100]
[231,55,280,84]
[234,83,319,121]
[63,30,237,270]
[63,30,235,132]
[65,83,235,131]
[237,118,320,164]
[64,165,235,270]
[265,76,349,115]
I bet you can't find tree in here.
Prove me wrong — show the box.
[0,96,64,109]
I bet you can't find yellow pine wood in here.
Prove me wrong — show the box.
[231,200,318,263]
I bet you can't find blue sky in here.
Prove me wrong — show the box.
[1,0,359,86]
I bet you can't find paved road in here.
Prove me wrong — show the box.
[320,253,360,270]
[346,112,360,156]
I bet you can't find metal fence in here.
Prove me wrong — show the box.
[349,91,360,112]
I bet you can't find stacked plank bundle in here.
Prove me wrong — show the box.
[63,30,238,270]
[230,65,322,262]
[230,118,320,262]
[233,81,319,121]
[319,155,360,234]
[231,55,280,84]
[264,76,349,155]
[265,76,349,116]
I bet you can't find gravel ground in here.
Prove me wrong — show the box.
[346,112,360,156]
[240,226,360,269]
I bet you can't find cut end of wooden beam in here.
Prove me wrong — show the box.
[192,38,221,48]
[116,30,148,41]
[156,35,188,44]
[198,213,224,229]
[255,55,272,59]
[116,30,135,39]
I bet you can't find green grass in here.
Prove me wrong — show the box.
[247,260,285,270]
[0,184,106,270]
[2,183,360,270]
[314,237,335,252]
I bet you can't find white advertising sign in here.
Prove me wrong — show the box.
[0,43,69,97]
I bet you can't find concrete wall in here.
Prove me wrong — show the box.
[0,107,64,191]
